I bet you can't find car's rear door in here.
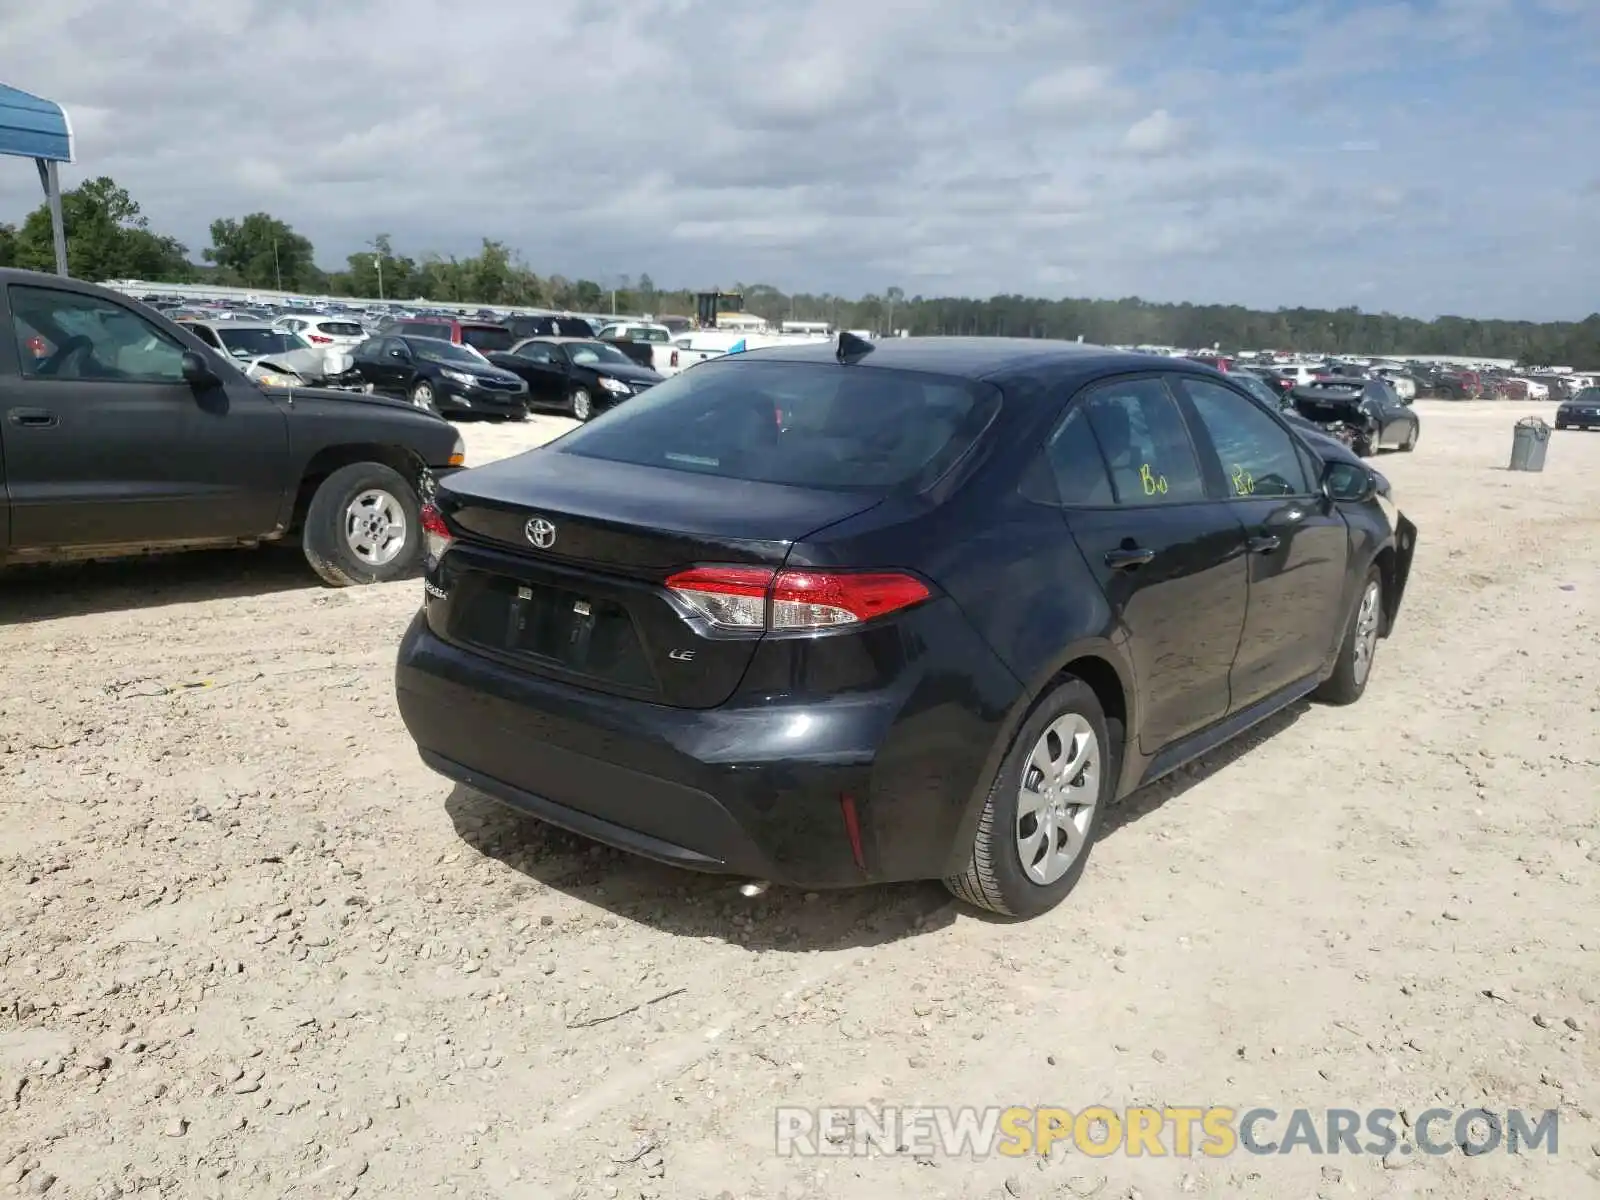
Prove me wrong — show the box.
[0,282,289,555]
[1171,373,1350,707]
[1054,376,1251,753]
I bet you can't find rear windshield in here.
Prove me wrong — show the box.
[316,320,365,337]
[460,325,513,352]
[401,321,453,340]
[556,359,999,492]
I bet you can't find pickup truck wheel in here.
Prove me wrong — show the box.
[302,462,422,587]
[570,388,593,421]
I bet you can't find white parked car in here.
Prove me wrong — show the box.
[1510,377,1549,401]
[596,322,676,371]
[180,320,357,385]
[273,314,368,351]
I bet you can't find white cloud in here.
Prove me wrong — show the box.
[1121,109,1187,157]
[0,0,1594,319]
[1017,65,1115,114]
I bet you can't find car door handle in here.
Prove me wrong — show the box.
[7,407,59,428]
[1104,547,1155,570]
[1247,535,1281,554]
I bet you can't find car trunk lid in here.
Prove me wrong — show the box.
[429,451,881,708]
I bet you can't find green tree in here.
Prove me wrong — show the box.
[0,222,15,268]
[10,176,190,281]
[204,212,317,290]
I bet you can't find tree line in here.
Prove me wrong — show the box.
[2,176,1596,367]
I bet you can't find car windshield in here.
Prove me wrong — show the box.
[410,338,482,365]
[556,359,1000,492]
[460,326,514,353]
[1575,388,1600,403]
[567,341,634,366]
[217,328,308,357]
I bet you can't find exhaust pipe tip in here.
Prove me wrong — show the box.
[737,880,771,898]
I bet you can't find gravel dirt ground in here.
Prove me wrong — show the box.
[2,400,1598,1200]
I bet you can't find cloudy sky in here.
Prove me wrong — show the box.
[3,0,1597,319]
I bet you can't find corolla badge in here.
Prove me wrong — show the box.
[525,517,557,549]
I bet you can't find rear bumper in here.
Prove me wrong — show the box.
[394,605,1017,889]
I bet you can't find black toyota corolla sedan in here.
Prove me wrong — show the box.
[396,338,1418,918]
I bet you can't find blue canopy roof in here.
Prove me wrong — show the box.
[0,82,73,163]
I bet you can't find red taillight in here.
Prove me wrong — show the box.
[308,334,333,344]
[664,566,930,631]
[420,503,454,561]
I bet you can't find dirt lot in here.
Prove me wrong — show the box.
[2,401,1598,1200]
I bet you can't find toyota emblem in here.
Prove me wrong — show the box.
[525,517,557,549]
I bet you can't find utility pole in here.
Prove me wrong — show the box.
[273,239,283,292]
[375,255,385,301]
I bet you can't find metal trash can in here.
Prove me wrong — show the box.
[1509,416,1550,472]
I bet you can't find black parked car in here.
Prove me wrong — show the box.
[395,337,1418,918]
[503,314,597,341]
[0,269,464,585]
[1287,378,1420,456]
[1556,386,1600,430]
[488,337,663,421]
[353,335,528,419]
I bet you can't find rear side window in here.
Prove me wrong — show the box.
[1040,406,1115,506]
[460,325,513,353]
[1078,378,1206,506]
[557,359,999,493]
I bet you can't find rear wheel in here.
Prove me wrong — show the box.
[945,679,1114,918]
[302,462,423,586]
[570,388,594,421]
[1315,566,1383,705]
[1400,422,1418,452]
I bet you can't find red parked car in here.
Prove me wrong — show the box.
[389,318,515,355]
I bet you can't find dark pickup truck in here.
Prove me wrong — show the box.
[0,269,465,585]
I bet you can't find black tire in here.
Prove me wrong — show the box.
[944,679,1116,918]
[301,462,423,587]
[409,380,437,413]
[570,388,594,421]
[1314,565,1383,706]
[1400,422,1419,452]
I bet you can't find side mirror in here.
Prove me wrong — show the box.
[181,351,219,388]
[1322,460,1377,504]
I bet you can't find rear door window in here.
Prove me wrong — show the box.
[1077,377,1207,505]
[557,359,1000,493]
[1040,405,1115,506]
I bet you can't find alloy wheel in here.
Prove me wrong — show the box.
[1015,713,1100,886]
[343,488,407,567]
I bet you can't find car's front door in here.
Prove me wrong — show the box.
[1173,374,1352,707]
[0,282,290,555]
[1054,376,1252,754]
[375,338,415,392]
